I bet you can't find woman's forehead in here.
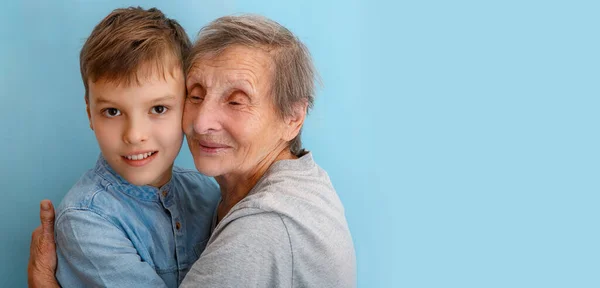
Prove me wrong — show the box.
[187,48,274,90]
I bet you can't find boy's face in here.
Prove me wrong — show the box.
[86,67,185,187]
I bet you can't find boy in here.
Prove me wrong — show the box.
[54,7,220,287]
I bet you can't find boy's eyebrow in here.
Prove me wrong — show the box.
[94,96,114,105]
[93,95,177,106]
[150,95,177,104]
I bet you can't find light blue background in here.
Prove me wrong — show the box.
[1,0,598,287]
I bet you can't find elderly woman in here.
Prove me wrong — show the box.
[28,15,355,288]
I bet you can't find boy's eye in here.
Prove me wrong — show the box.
[102,108,121,117]
[151,105,168,114]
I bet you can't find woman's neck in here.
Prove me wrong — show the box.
[215,146,296,222]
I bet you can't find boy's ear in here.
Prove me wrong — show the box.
[282,100,308,142]
[85,96,93,131]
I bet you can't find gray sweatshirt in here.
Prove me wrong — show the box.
[181,152,356,287]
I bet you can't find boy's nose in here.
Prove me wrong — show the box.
[123,119,148,144]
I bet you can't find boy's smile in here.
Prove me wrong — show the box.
[122,150,159,167]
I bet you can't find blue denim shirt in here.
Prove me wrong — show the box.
[55,155,220,288]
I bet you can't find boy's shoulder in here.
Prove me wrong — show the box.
[56,164,220,221]
[56,167,125,219]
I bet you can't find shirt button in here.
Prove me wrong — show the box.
[162,190,168,197]
[175,221,181,230]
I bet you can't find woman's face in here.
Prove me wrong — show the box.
[183,45,292,179]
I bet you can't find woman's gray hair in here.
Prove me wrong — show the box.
[186,14,318,156]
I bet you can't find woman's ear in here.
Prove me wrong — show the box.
[283,100,308,141]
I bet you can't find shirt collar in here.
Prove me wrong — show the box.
[94,154,173,202]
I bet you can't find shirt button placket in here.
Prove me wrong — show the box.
[173,216,186,284]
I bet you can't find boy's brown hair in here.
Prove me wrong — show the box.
[81,7,191,100]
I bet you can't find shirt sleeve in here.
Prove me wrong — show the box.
[55,209,168,288]
[180,210,293,288]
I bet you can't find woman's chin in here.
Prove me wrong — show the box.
[194,162,224,178]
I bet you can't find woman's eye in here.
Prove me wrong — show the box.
[227,90,248,107]
[151,106,168,114]
[102,108,121,117]
[187,96,203,103]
